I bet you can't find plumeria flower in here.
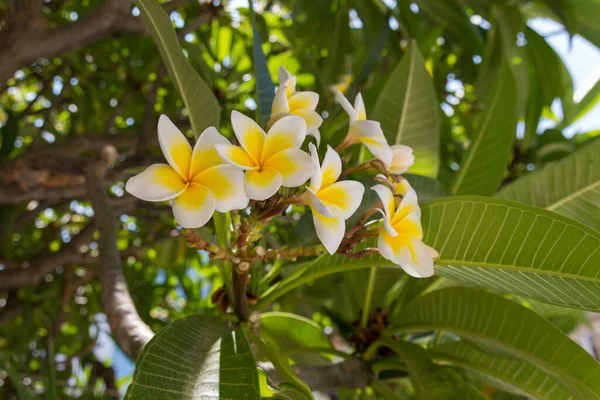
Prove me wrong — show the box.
[387,145,415,174]
[329,74,353,95]
[372,184,438,278]
[302,143,364,254]
[375,174,411,196]
[215,111,316,201]
[334,89,392,166]
[271,66,323,144]
[126,116,248,229]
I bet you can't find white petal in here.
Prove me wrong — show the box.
[193,165,249,212]
[278,66,292,85]
[403,239,435,278]
[290,108,323,134]
[312,205,345,254]
[347,120,392,165]
[371,184,395,219]
[125,164,187,202]
[158,115,192,178]
[308,142,323,192]
[263,148,316,187]
[231,110,266,163]
[261,115,307,164]
[309,129,321,147]
[317,180,364,220]
[244,167,283,201]
[190,127,231,178]
[172,184,216,229]
[320,145,342,188]
[389,144,415,174]
[271,83,290,114]
[378,233,411,266]
[333,88,358,121]
[354,93,366,120]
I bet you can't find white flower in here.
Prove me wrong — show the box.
[388,145,415,174]
[334,89,392,165]
[372,184,438,277]
[215,111,316,201]
[302,144,364,254]
[126,115,248,228]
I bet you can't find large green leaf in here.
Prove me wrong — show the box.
[451,64,517,195]
[404,174,449,204]
[125,315,259,399]
[136,0,220,136]
[390,287,600,399]
[371,39,440,177]
[497,139,600,231]
[431,342,573,400]
[421,196,600,311]
[249,0,275,127]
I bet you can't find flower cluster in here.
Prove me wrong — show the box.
[126,67,438,278]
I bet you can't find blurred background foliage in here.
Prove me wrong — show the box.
[0,0,599,398]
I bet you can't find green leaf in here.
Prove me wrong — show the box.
[390,287,600,399]
[566,78,600,126]
[451,64,517,195]
[125,315,259,399]
[431,342,573,400]
[404,174,449,204]
[497,139,600,232]
[543,0,578,36]
[372,40,440,177]
[421,196,600,312]
[248,0,275,127]
[0,352,33,400]
[257,240,397,308]
[136,0,220,136]
[260,312,331,364]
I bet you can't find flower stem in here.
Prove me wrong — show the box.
[232,261,250,322]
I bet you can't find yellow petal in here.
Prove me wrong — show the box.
[244,167,283,200]
[158,115,192,178]
[290,108,323,134]
[320,145,342,188]
[378,232,434,277]
[263,148,315,187]
[371,184,395,220]
[189,127,230,179]
[125,164,187,202]
[285,75,297,97]
[392,188,421,225]
[261,115,306,164]
[171,183,216,229]
[231,110,265,164]
[302,187,334,218]
[193,165,249,212]
[311,205,345,255]
[214,143,257,170]
[317,180,364,220]
[354,93,367,120]
[392,212,423,240]
[288,91,319,111]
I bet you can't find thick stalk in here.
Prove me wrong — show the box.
[232,261,250,322]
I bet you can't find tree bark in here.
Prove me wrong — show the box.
[84,145,153,360]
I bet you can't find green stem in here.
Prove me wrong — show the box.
[370,381,398,400]
[361,266,377,328]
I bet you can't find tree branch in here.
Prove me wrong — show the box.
[84,145,153,360]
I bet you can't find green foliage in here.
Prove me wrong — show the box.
[125,315,259,399]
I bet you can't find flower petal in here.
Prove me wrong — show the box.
[271,83,290,114]
[303,187,334,217]
[263,148,315,187]
[404,239,435,278]
[193,165,249,212]
[231,110,266,164]
[125,164,187,202]
[172,183,215,229]
[308,143,322,192]
[309,129,321,147]
[189,127,230,179]
[278,66,293,86]
[261,115,306,164]
[320,145,342,188]
[158,115,192,178]
[354,93,367,120]
[288,91,319,111]
[378,231,411,265]
[214,143,257,170]
[392,211,423,240]
[311,205,345,254]
[290,108,323,134]
[333,88,357,121]
[389,144,415,174]
[348,120,392,165]
[244,167,283,200]
[377,209,398,237]
[392,187,421,224]
[378,232,434,278]
[371,184,395,219]
[317,180,364,220]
